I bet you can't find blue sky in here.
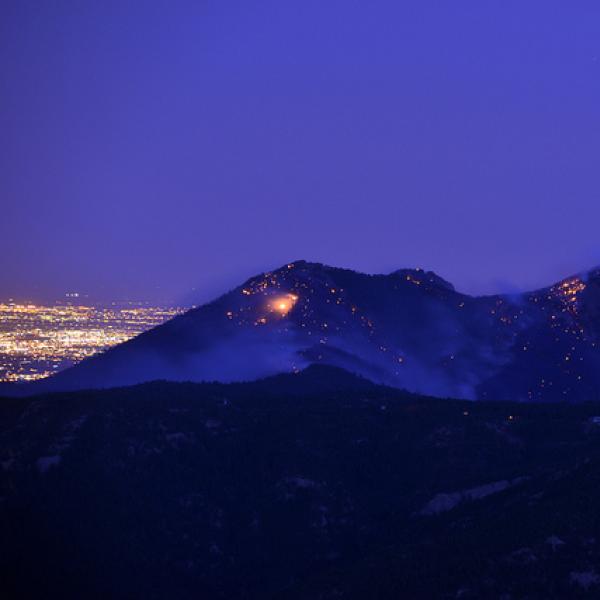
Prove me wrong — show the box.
[2,1,599,302]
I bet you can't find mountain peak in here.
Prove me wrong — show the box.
[12,260,600,404]
[267,261,456,291]
[389,268,455,291]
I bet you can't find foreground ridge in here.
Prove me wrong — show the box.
[3,369,600,598]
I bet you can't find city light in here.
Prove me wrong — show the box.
[0,302,185,382]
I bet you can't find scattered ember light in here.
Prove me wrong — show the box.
[552,277,586,314]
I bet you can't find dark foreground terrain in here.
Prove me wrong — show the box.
[3,365,600,599]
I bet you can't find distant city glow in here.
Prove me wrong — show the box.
[0,302,186,382]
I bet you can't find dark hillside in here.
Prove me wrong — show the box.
[3,366,600,598]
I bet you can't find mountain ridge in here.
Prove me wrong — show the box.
[4,260,600,402]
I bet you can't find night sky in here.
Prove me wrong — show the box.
[2,1,600,304]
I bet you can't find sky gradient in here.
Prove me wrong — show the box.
[2,1,600,303]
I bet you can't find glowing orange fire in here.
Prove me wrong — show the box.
[269,293,298,316]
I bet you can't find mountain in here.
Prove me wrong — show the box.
[8,260,600,402]
[4,366,600,598]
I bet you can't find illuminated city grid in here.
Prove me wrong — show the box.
[0,302,186,382]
